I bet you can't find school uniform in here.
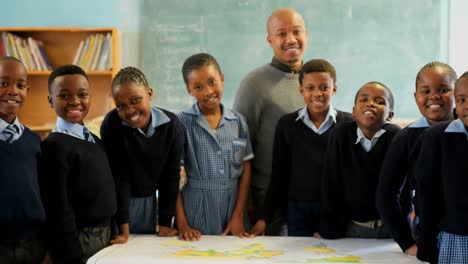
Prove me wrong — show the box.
[40,117,116,264]
[416,119,468,263]
[376,117,430,251]
[260,107,353,236]
[320,121,401,239]
[100,107,184,233]
[177,103,253,235]
[0,117,46,264]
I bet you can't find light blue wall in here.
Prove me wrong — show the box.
[1,0,139,29]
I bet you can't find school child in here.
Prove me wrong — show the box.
[250,59,353,237]
[416,72,468,263]
[100,66,183,242]
[318,81,400,239]
[39,65,116,263]
[376,61,456,256]
[176,53,253,240]
[0,56,47,263]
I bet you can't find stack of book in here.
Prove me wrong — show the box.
[72,33,112,71]
[0,32,53,71]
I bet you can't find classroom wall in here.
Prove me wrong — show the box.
[449,0,468,75]
[0,0,141,67]
[140,0,448,119]
[2,0,452,119]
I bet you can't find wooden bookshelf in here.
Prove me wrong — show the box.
[0,27,121,138]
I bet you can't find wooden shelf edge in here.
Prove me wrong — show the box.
[0,27,116,33]
[28,70,113,76]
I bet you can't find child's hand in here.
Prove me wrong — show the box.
[178,225,201,241]
[158,225,178,237]
[313,232,322,239]
[110,233,129,244]
[222,215,251,238]
[404,243,418,256]
[250,219,266,236]
[41,251,53,264]
[179,166,186,190]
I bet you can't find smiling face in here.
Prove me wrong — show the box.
[455,77,468,127]
[113,81,153,129]
[48,74,90,125]
[0,60,29,123]
[300,72,336,120]
[353,83,394,135]
[186,65,224,113]
[267,8,308,71]
[415,66,455,125]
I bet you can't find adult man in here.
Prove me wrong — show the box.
[233,8,308,235]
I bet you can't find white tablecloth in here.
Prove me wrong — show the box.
[87,235,424,264]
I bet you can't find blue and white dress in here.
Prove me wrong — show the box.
[178,103,253,235]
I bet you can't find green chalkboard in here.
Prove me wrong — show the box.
[140,0,447,119]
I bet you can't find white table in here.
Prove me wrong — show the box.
[87,235,424,264]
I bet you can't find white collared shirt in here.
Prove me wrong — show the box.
[445,119,468,140]
[408,116,431,128]
[122,107,170,138]
[355,127,386,152]
[296,106,337,135]
[52,117,91,141]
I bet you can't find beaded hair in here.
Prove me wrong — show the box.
[112,66,150,93]
[415,61,457,88]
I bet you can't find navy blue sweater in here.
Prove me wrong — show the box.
[39,132,116,264]
[320,121,401,238]
[100,108,184,227]
[416,121,468,263]
[0,127,46,240]
[260,109,353,223]
[376,125,425,251]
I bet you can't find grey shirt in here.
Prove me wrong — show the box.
[233,62,303,190]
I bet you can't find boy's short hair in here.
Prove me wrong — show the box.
[299,59,336,85]
[354,81,395,111]
[181,53,222,86]
[48,65,88,93]
[111,66,150,94]
[455,71,468,91]
[0,56,25,65]
[415,61,457,88]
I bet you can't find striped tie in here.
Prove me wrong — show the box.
[146,126,155,137]
[2,124,19,143]
[83,127,95,143]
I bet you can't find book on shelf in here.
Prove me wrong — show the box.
[72,33,112,71]
[37,45,52,70]
[8,33,20,60]
[98,33,112,70]
[82,34,95,70]
[90,34,103,70]
[72,40,84,66]
[77,37,90,67]
[0,31,52,71]
[27,37,42,70]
